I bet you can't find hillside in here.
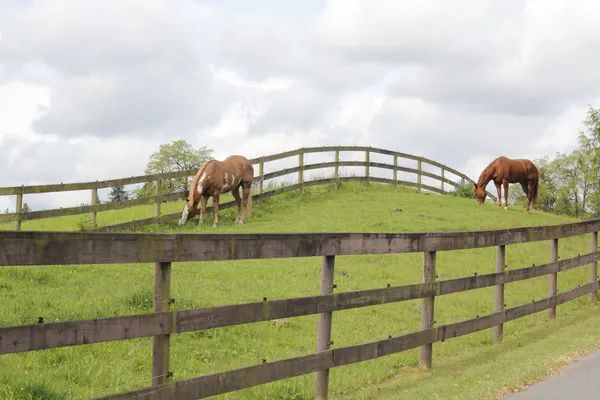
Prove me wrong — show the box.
[1,182,600,400]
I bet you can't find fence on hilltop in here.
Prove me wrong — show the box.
[1,219,599,399]
[0,146,495,231]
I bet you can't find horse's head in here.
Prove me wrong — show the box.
[473,183,486,205]
[178,189,199,226]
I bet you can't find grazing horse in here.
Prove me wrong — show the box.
[179,155,254,228]
[473,156,539,213]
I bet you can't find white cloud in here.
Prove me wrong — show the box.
[1,0,600,213]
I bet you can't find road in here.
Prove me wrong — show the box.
[506,348,600,399]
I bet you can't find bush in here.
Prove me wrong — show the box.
[448,183,476,199]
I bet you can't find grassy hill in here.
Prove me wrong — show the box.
[1,182,600,400]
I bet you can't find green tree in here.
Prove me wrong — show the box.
[109,185,129,202]
[22,203,31,213]
[134,140,214,198]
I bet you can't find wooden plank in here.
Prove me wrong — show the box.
[315,255,335,399]
[0,170,197,196]
[3,219,600,267]
[3,251,598,355]
[590,231,598,304]
[493,245,505,344]
[548,238,558,319]
[152,262,172,386]
[95,281,599,400]
[420,251,436,369]
[0,192,183,224]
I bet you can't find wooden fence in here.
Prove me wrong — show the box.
[1,219,599,399]
[0,146,495,232]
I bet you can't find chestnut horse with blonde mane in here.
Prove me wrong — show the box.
[179,155,254,228]
[473,156,539,213]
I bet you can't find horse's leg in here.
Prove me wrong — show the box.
[212,191,221,228]
[232,186,242,224]
[494,182,502,208]
[527,180,535,213]
[199,195,208,225]
[241,182,251,223]
[503,180,509,209]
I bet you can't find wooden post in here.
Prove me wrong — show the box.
[259,158,264,194]
[393,155,398,187]
[365,150,370,183]
[154,180,161,218]
[493,245,505,344]
[419,251,436,370]
[299,151,304,192]
[441,168,445,192]
[90,185,98,230]
[334,150,340,186]
[152,261,172,386]
[548,238,558,319]
[417,159,422,192]
[314,255,335,399]
[590,231,598,304]
[14,189,23,231]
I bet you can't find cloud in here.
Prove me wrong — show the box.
[1,0,600,212]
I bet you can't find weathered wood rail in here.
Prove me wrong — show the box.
[1,218,599,399]
[0,146,495,231]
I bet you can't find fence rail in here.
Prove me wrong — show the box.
[0,146,494,231]
[1,218,599,399]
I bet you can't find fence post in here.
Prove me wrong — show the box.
[14,188,23,231]
[548,238,558,319]
[365,150,370,183]
[393,155,398,187]
[493,244,506,344]
[334,150,340,186]
[299,151,304,192]
[419,251,436,370]
[590,231,598,304]
[90,184,98,230]
[314,255,335,400]
[153,261,172,386]
[417,159,422,192]
[259,157,264,194]
[154,180,161,218]
[441,168,445,192]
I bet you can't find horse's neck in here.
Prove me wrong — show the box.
[477,166,494,187]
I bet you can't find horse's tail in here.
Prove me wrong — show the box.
[244,189,253,218]
[531,173,539,206]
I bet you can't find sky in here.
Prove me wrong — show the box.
[1,0,600,211]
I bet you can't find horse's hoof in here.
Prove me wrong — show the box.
[504,206,507,210]
[212,224,217,228]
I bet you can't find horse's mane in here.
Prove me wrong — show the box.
[189,159,214,196]
[476,159,497,188]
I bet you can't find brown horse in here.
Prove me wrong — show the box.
[473,156,539,213]
[179,155,254,228]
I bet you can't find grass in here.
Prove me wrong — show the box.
[0,181,598,400]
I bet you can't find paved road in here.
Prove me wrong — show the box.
[506,348,600,399]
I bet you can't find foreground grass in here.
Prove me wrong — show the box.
[0,182,598,400]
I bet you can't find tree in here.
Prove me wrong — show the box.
[109,185,129,202]
[22,203,31,213]
[134,140,214,198]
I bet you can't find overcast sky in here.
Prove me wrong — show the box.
[2,0,600,211]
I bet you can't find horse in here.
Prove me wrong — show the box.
[179,155,254,228]
[473,156,539,213]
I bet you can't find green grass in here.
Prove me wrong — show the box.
[0,182,598,400]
